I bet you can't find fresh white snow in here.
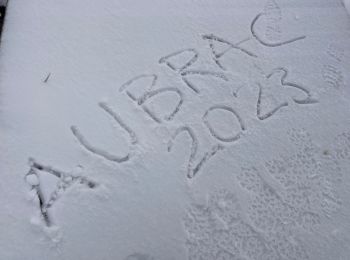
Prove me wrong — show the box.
[0,0,350,259]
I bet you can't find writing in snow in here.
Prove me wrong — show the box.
[69,13,316,179]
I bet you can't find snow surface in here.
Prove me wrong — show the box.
[0,0,350,259]
[344,0,350,15]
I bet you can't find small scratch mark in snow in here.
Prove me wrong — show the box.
[43,73,51,83]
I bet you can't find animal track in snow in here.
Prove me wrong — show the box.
[25,159,97,227]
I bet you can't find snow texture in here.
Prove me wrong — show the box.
[0,0,350,259]
[344,0,350,15]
